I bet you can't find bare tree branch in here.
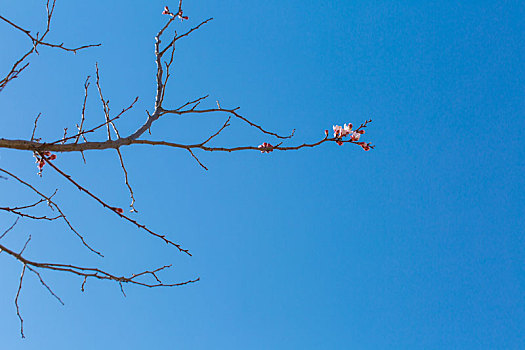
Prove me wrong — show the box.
[30,113,42,142]
[0,0,99,92]
[0,167,103,256]
[38,155,191,256]
[0,242,199,289]
[26,265,64,305]
[15,264,26,338]
[115,148,138,212]
[95,63,112,141]
[0,217,19,240]
[0,1,375,338]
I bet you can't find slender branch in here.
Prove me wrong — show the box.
[201,117,231,146]
[161,107,295,139]
[15,265,26,338]
[0,207,61,221]
[176,95,209,111]
[0,168,103,256]
[19,235,31,255]
[0,13,100,53]
[0,48,32,92]
[0,0,99,93]
[75,76,91,144]
[0,242,199,289]
[0,126,373,153]
[30,113,42,141]
[160,18,213,56]
[39,156,191,256]
[187,149,208,170]
[95,63,112,140]
[2,198,46,211]
[49,96,139,145]
[26,266,64,305]
[0,217,19,240]
[116,148,137,212]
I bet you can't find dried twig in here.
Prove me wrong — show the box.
[0,168,103,256]
[0,242,199,289]
[187,149,208,170]
[30,113,42,142]
[0,217,19,240]
[15,265,26,338]
[95,63,112,141]
[0,0,99,93]
[116,148,138,212]
[39,156,191,256]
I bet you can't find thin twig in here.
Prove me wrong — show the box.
[48,96,139,145]
[19,235,31,255]
[39,156,191,256]
[187,149,208,170]
[160,18,213,56]
[0,168,103,256]
[161,107,295,139]
[200,117,231,146]
[95,63,111,141]
[15,265,26,338]
[0,217,19,240]
[26,266,64,305]
[0,0,99,93]
[116,148,137,212]
[76,75,91,144]
[0,208,61,221]
[0,242,199,288]
[30,113,42,142]
[0,12,100,53]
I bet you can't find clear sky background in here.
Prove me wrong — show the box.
[1,0,524,348]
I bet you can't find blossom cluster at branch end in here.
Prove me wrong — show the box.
[331,122,372,150]
[258,142,274,153]
[162,6,189,20]
[34,151,57,175]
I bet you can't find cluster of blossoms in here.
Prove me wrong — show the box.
[162,6,189,20]
[259,121,372,155]
[258,142,274,153]
[329,123,370,150]
[333,123,364,141]
[34,151,57,173]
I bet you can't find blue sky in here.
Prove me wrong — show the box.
[1,0,524,348]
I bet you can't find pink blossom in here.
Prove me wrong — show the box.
[34,152,57,173]
[258,142,274,153]
[330,122,372,148]
[37,159,45,170]
[324,129,329,137]
[333,125,344,138]
[162,6,171,15]
[334,124,352,138]
[357,142,371,151]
